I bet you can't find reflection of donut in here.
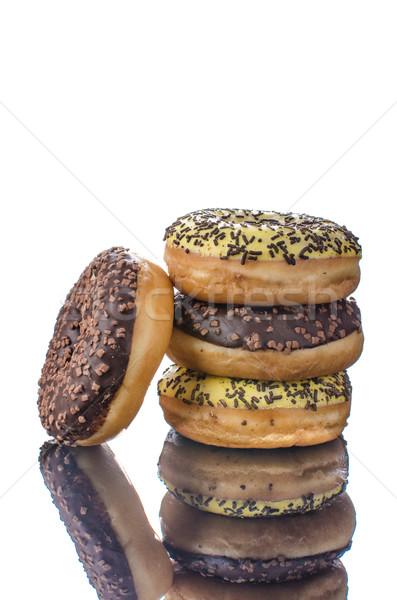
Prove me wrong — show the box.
[38,247,173,445]
[158,430,348,517]
[160,492,355,583]
[39,441,173,599]
[166,561,348,599]
[169,293,363,380]
[158,365,352,448]
[164,209,361,305]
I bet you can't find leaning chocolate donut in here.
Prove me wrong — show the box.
[160,492,355,583]
[38,247,173,445]
[164,209,361,305]
[167,294,363,380]
[39,441,173,599]
[158,365,352,448]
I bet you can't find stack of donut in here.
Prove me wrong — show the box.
[158,208,363,599]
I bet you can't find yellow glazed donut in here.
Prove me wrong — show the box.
[164,209,362,305]
[158,430,349,517]
[168,293,363,380]
[38,247,174,445]
[158,365,352,448]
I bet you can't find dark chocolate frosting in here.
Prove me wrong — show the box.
[38,247,140,443]
[164,541,352,584]
[174,294,362,353]
[39,441,137,600]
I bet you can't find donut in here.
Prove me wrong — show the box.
[166,562,348,599]
[168,293,363,380]
[38,247,174,445]
[160,492,355,583]
[164,209,361,305]
[39,441,173,600]
[158,430,348,517]
[158,365,352,448]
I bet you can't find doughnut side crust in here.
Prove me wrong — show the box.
[159,431,348,499]
[160,492,356,561]
[79,259,173,445]
[159,395,351,447]
[165,563,348,600]
[164,245,360,305]
[75,446,174,598]
[167,327,364,380]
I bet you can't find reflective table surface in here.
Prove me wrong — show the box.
[3,345,397,598]
[2,3,397,597]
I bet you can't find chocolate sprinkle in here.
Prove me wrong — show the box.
[174,294,362,352]
[38,247,140,443]
[39,441,137,600]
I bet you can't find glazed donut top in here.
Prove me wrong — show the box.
[164,209,362,265]
[174,294,362,353]
[158,365,351,410]
[38,247,140,443]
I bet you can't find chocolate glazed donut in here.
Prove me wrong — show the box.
[165,562,349,600]
[39,441,173,599]
[38,247,173,445]
[167,294,363,380]
[160,492,356,584]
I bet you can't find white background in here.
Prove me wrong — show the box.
[1,1,396,598]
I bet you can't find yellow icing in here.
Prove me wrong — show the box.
[164,209,362,263]
[162,479,345,517]
[158,365,351,410]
